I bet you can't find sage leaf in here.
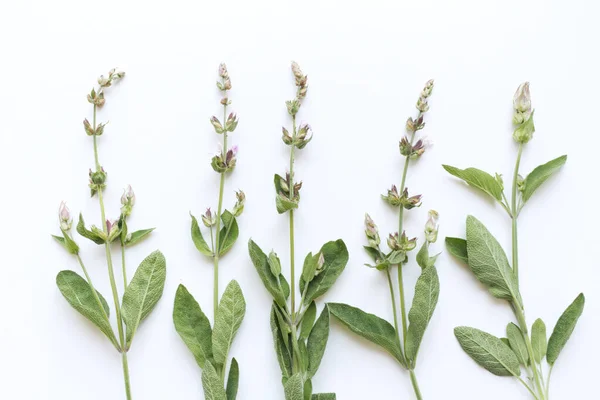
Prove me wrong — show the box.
[302,240,349,305]
[454,326,521,377]
[328,302,406,367]
[191,214,213,256]
[301,252,318,284]
[125,228,155,247]
[219,210,239,256]
[312,394,336,400]
[56,270,117,347]
[300,301,317,340]
[303,379,312,400]
[226,358,239,400]
[405,266,440,366]
[522,155,567,203]
[202,361,227,400]
[249,239,286,307]
[76,213,105,245]
[547,293,585,365]
[271,304,292,378]
[445,237,468,264]
[298,339,308,371]
[506,323,529,365]
[415,242,429,269]
[284,373,304,400]
[443,165,503,201]
[53,231,80,254]
[173,284,213,368]
[212,280,246,368]
[280,273,290,300]
[466,216,519,302]
[531,318,547,363]
[307,306,330,378]
[122,250,167,346]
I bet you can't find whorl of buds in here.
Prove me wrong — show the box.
[233,190,246,217]
[211,146,238,173]
[88,68,124,107]
[59,201,72,231]
[201,208,216,227]
[401,188,422,210]
[225,113,239,132]
[89,167,107,196]
[364,213,381,247]
[216,63,232,91]
[120,185,136,217]
[424,210,439,243]
[381,185,402,207]
[512,82,535,143]
[287,61,308,116]
[415,79,434,113]
[388,231,417,252]
[83,119,107,136]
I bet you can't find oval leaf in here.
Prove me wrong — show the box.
[122,250,167,346]
[445,237,468,264]
[226,357,239,400]
[522,155,567,203]
[307,306,330,377]
[300,301,317,340]
[248,239,286,307]
[212,280,246,368]
[219,210,239,256]
[547,293,585,365]
[328,302,406,367]
[284,373,304,400]
[454,326,521,377]
[202,362,227,400]
[443,165,503,201]
[173,284,213,368]
[303,240,349,305]
[126,228,155,247]
[531,318,547,363]
[191,214,213,256]
[506,323,529,365]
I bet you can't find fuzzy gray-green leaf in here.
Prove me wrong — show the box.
[191,214,213,256]
[547,293,585,365]
[466,216,519,302]
[300,301,317,340]
[328,303,406,366]
[122,250,167,346]
[125,228,155,247]
[522,155,567,203]
[219,210,239,256]
[454,326,521,377]
[76,213,105,245]
[249,239,286,307]
[173,284,213,368]
[506,322,529,365]
[405,266,440,366]
[202,362,227,400]
[531,318,547,363]
[212,280,246,368]
[445,237,468,264]
[307,306,330,378]
[312,394,336,400]
[303,240,349,305]
[443,165,503,201]
[284,373,304,400]
[226,358,239,400]
[271,304,292,378]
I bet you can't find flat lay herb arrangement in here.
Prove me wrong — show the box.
[248,62,349,400]
[444,82,584,400]
[52,69,166,400]
[327,80,439,400]
[173,63,246,400]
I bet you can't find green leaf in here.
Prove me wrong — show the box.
[53,230,80,254]
[202,361,227,400]
[56,270,117,347]
[212,280,246,368]
[522,155,567,203]
[191,214,213,256]
[445,237,468,264]
[284,373,304,400]
[280,274,290,300]
[301,252,318,284]
[531,318,547,363]
[219,210,239,256]
[276,194,298,214]
[271,304,292,378]
[328,303,406,366]
[405,266,440,366]
[226,358,239,400]
[303,379,313,400]
[76,213,105,244]
[506,323,529,365]
[454,326,521,377]
[125,228,155,247]
[547,293,585,365]
[303,240,349,305]
[300,301,317,340]
[173,284,213,368]
[466,216,519,302]
[443,165,503,201]
[248,240,286,307]
[122,250,167,346]
[312,394,336,400]
[307,306,330,378]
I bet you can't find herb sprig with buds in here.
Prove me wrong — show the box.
[249,62,349,399]
[53,69,166,400]
[328,80,439,400]
[173,64,246,399]
[444,82,584,400]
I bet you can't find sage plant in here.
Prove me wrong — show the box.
[52,69,166,399]
[444,82,584,400]
[328,81,439,400]
[173,63,246,399]
[248,62,349,399]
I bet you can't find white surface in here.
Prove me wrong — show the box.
[0,0,598,399]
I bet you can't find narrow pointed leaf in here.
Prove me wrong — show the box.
[202,362,227,400]
[125,228,155,247]
[191,214,213,256]
[248,239,286,307]
[307,306,330,377]
[547,293,585,365]
[328,303,406,366]
[443,165,503,201]
[122,250,167,346]
[173,284,213,368]
[284,373,304,400]
[280,274,290,300]
[300,301,317,340]
[271,304,292,378]
[226,358,239,400]
[303,240,349,305]
[303,379,313,400]
[506,323,529,365]
[522,155,567,203]
[454,326,521,376]
[212,280,246,368]
[219,210,239,256]
[445,237,468,264]
[76,213,105,244]
[531,318,547,363]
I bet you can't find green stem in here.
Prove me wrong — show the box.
[122,352,132,400]
[386,269,401,344]
[545,365,554,398]
[511,143,523,282]
[121,242,128,290]
[518,376,541,400]
[397,265,409,349]
[289,116,297,318]
[409,370,423,400]
[513,304,544,399]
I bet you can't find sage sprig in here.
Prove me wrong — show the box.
[444,82,584,400]
[248,62,349,400]
[328,80,438,400]
[173,63,246,399]
[52,69,166,400]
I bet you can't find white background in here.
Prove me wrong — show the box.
[0,0,597,399]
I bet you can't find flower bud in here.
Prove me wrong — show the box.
[424,210,439,243]
[218,63,229,79]
[314,252,325,276]
[382,185,402,207]
[421,79,434,98]
[416,96,429,113]
[201,208,216,227]
[120,185,136,216]
[220,97,230,105]
[400,231,417,251]
[286,99,301,116]
[59,201,72,231]
[233,190,245,217]
[513,82,531,114]
[225,113,239,132]
[387,232,400,251]
[83,119,95,136]
[282,127,293,145]
[106,219,121,242]
[295,122,313,149]
[210,116,224,134]
[410,140,426,158]
[98,75,110,87]
[364,213,381,247]
[398,187,422,209]
[223,78,232,90]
